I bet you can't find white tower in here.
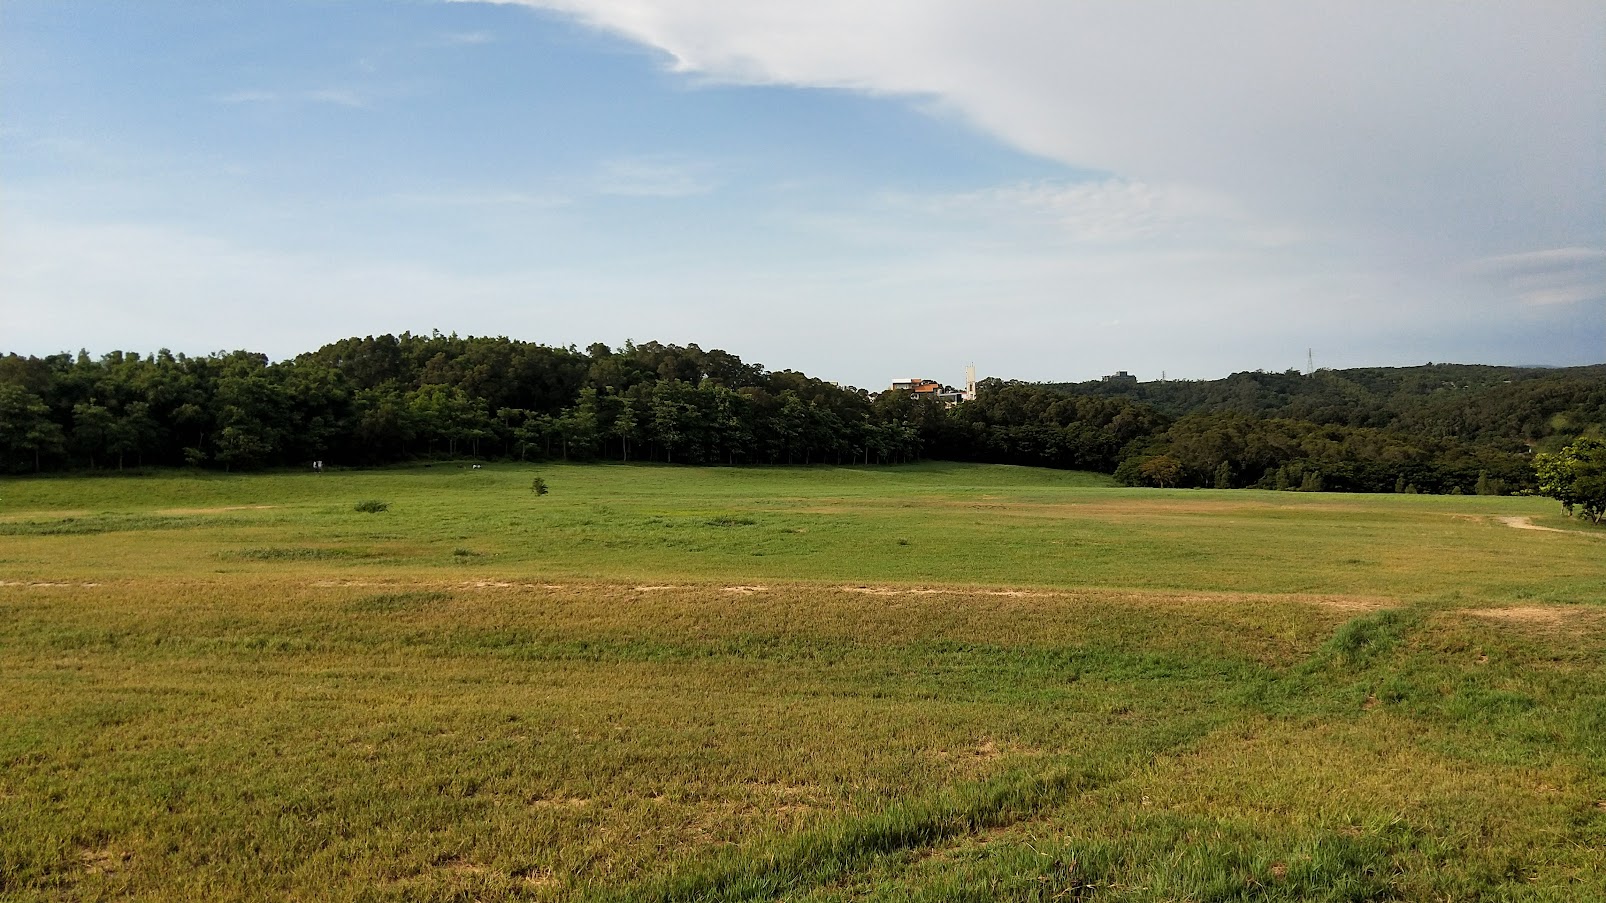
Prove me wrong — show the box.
[964,364,977,400]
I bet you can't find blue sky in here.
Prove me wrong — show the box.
[3,1,1602,388]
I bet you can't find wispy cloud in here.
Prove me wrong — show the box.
[214,88,369,108]
[384,190,570,209]
[596,157,716,198]
[216,90,279,105]
[441,30,495,45]
[304,88,368,108]
[1469,247,1606,307]
[887,178,1274,246]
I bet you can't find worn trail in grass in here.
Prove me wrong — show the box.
[1,463,1603,900]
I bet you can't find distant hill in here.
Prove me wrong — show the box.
[1044,363,1606,453]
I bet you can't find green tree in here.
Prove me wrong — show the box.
[109,402,162,469]
[71,402,115,469]
[212,424,272,471]
[0,385,65,472]
[1213,460,1232,489]
[1535,437,1606,524]
[612,398,640,461]
[1139,455,1183,488]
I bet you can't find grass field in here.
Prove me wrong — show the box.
[2,462,1603,901]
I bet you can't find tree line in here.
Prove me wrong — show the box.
[2,334,1601,497]
[0,335,917,473]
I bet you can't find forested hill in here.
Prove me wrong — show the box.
[2,334,1602,495]
[1046,364,1606,452]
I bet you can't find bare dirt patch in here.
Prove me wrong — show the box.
[1496,516,1568,533]
[723,585,770,594]
[0,581,101,588]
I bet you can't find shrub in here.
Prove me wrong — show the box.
[353,499,389,513]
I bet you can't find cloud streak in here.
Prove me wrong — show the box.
[215,88,370,108]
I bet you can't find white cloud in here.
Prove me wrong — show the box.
[471,0,1605,283]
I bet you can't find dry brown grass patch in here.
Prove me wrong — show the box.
[1460,607,1605,631]
[81,848,129,876]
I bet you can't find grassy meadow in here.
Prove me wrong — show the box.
[1,462,1603,901]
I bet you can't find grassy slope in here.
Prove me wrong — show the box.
[1,462,1603,901]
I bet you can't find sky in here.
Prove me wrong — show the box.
[2,1,1602,389]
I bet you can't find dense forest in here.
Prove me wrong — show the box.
[1047,364,1606,492]
[2,334,1603,495]
[1050,365,1606,448]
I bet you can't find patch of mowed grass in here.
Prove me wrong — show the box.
[1,463,1604,899]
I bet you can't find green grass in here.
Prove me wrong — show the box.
[1,462,1603,901]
